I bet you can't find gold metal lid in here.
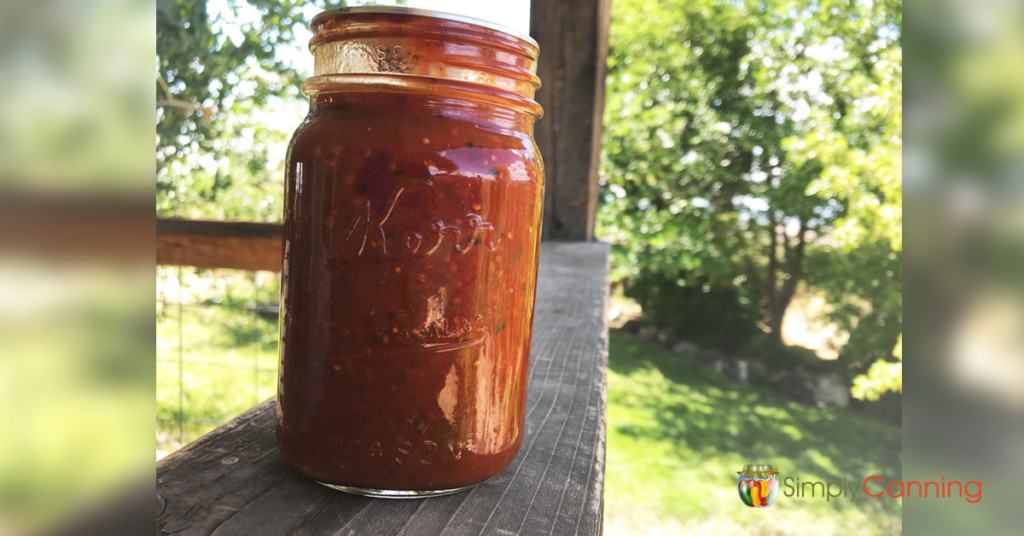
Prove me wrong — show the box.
[303,5,542,117]
[738,465,780,477]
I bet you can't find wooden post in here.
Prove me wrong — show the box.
[531,0,612,241]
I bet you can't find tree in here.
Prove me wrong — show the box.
[156,0,314,220]
[599,0,901,384]
[157,1,414,220]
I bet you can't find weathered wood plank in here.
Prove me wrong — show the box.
[156,219,283,272]
[156,242,609,536]
[531,0,612,241]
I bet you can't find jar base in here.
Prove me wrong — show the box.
[316,481,474,499]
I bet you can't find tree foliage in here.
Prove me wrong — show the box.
[851,335,901,401]
[156,0,314,220]
[599,0,901,389]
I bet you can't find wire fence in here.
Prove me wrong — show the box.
[156,266,280,457]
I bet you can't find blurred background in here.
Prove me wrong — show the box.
[3,0,1023,534]
[903,0,1024,534]
[0,0,154,534]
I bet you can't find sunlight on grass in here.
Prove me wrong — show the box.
[156,302,278,455]
[604,329,901,535]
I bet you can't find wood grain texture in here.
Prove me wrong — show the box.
[157,242,610,536]
[157,219,283,272]
[531,0,612,241]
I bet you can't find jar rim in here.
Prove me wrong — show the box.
[302,74,544,119]
[311,6,538,51]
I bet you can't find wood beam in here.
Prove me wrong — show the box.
[531,0,612,241]
[156,219,282,272]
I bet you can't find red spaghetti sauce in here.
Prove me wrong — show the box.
[275,8,544,494]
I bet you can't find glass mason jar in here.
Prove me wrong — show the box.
[275,7,544,498]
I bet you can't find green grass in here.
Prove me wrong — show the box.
[156,303,278,453]
[604,329,901,535]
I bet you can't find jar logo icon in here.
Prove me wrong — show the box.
[738,465,779,507]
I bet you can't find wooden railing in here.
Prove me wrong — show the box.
[157,219,283,272]
[0,191,151,260]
